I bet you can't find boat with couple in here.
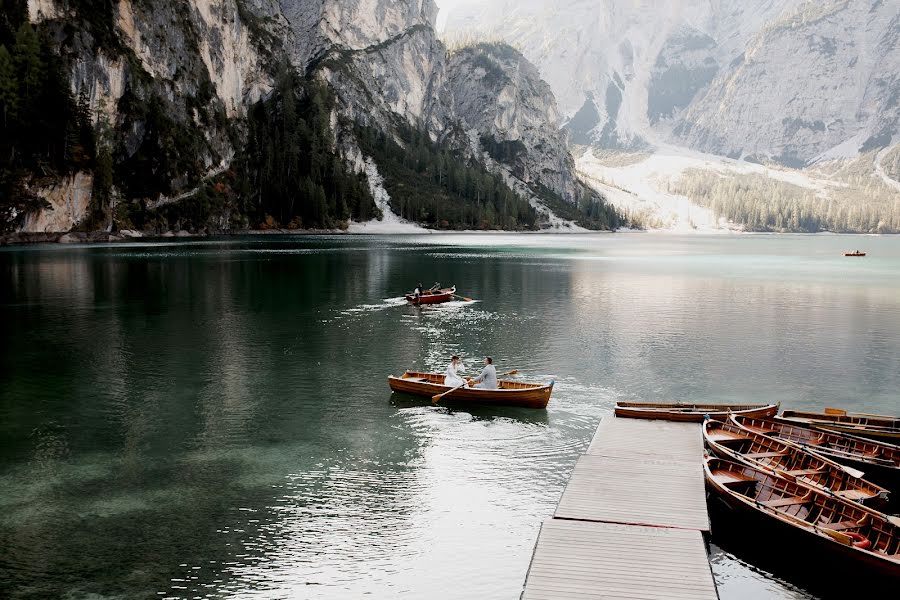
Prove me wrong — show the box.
[387,355,554,409]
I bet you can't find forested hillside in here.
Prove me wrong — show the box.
[0,6,96,231]
[671,163,900,233]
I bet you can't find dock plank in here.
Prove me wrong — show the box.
[521,416,715,599]
[522,519,718,600]
[554,454,710,531]
[586,417,703,461]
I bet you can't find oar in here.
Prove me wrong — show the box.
[432,382,466,404]
[837,464,866,480]
[452,294,474,302]
[431,369,519,405]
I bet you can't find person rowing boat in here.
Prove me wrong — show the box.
[470,356,497,390]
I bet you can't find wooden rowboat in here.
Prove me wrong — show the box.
[733,415,900,490]
[779,410,900,443]
[844,251,866,256]
[704,457,900,590]
[703,419,889,506]
[613,401,778,423]
[387,371,553,409]
[405,286,456,305]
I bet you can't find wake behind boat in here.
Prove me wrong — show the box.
[387,371,553,409]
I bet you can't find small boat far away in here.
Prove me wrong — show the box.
[405,285,456,305]
[844,250,866,256]
[614,401,778,423]
[388,371,553,409]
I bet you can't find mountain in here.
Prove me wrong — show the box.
[442,0,900,233]
[0,0,620,237]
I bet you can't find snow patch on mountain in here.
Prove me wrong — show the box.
[576,143,842,231]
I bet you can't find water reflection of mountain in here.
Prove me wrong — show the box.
[0,240,434,598]
[5,235,893,598]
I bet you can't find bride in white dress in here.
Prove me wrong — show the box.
[444,355,467,387]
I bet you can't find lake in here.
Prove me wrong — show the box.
[2,233,899,599]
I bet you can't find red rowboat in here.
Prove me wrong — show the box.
[405,286,456,305]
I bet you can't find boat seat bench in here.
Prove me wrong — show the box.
[708,431,751,444]
[783,468,825,476]
[820,520,861,531]
[711,469,756,488]
[759,495,810,508]
[834,489,870,500]
[745,451,788,459]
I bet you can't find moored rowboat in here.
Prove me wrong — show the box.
[704,419,889,506]
[704,457,900,590]
[388,371,553,409]
[613,401,778,422]
[733,415,900,490]
[779,410,900,443]
[405,286,456,305]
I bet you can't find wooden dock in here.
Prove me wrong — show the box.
[521,416,718,599]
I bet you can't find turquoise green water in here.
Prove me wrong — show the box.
[1,233,899,599]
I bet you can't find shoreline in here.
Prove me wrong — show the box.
[1,227,893,247]
[0,226,613,246]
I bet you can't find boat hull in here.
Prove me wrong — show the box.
[614,402,778,423]
[707,479,900,595]
[778,411,900,443]
[388,371,552,409]
[704,419,889,507]
[734,415,900,492]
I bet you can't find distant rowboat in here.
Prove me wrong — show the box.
[405,286,456,305]
[844,251,866,256]
[388,371,553,408]
[613,401,778,422]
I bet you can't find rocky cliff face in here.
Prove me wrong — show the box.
[442,0,900,166]
[441,0,784,150]
[446,43,577,202]
[18,0,278,231]
[675,0,900,165]
[11,0,608,234]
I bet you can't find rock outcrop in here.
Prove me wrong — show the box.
[675,1,900,165]
[446,43,577,202]
[20,172,94,233]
